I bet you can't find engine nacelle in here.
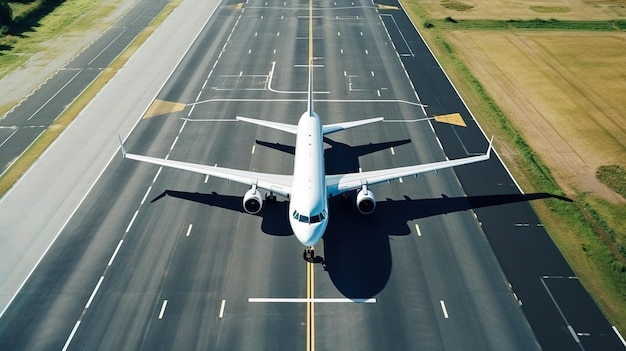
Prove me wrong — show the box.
[356,186,376,215]
[243,186,263,214]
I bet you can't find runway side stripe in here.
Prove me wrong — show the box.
[440,300,449,318]
[158,300,168,319]
[85,276,104,309]
[108,240,124,266]
[125,211,139,233]
[141,186,152,205]
[219,299,226,319]
[62,321,81,351]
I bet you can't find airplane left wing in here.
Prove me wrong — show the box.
[326,138,493,197]
[119,139,292,198]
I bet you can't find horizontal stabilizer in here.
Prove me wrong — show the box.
[322,117,384,135]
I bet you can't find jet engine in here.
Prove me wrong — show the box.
[356,185,376,215]
[243,185,263,214]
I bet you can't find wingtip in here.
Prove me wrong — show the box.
[117,135,127,158]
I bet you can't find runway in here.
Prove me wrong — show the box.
[0,0,169,176]
[0,0,623,349]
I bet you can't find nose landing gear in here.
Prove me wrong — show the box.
[303,246,315,262]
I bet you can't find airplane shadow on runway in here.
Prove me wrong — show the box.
[151,137,572,299]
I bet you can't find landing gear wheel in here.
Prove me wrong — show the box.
[265,192,277,202]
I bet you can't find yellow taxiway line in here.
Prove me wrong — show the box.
[306,253,315,351]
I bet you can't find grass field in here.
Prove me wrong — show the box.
[400,0,626,333]
[418,0,626,20]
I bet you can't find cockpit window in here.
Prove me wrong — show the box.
[294,210,327,224]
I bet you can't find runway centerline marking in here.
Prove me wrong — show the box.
[185,224,193,237]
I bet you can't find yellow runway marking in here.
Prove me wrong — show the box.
[143,99,186,119]
[434,113,467,127]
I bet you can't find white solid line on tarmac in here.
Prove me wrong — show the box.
[219,299,226,319]
[248,298,376,303]
[187,104,195,117]
[390,147,395,155]
[85,276,104,309]
[440,300,449,319]
[251,145,256,154]
[204,174,209,183]
[125,211,139,233]
[158,300,168,319]
[108,240,124,266]
[612,326,626,347]
[186,224,193,237]
[62,321,81,351]
[415,224,422,236]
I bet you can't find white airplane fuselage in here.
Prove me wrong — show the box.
[288,110,329,246]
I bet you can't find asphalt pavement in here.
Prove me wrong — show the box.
[0,0,623,349]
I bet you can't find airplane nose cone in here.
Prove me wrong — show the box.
[292,220,327,247]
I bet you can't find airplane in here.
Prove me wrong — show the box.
[118,62,492,258]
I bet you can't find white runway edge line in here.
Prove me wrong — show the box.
[248,298,377,303]
[613,326,626,347]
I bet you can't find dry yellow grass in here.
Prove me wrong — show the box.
[419,0,626,20]
[446,31,626,202]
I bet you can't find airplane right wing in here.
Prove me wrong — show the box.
[326,138,493,197]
